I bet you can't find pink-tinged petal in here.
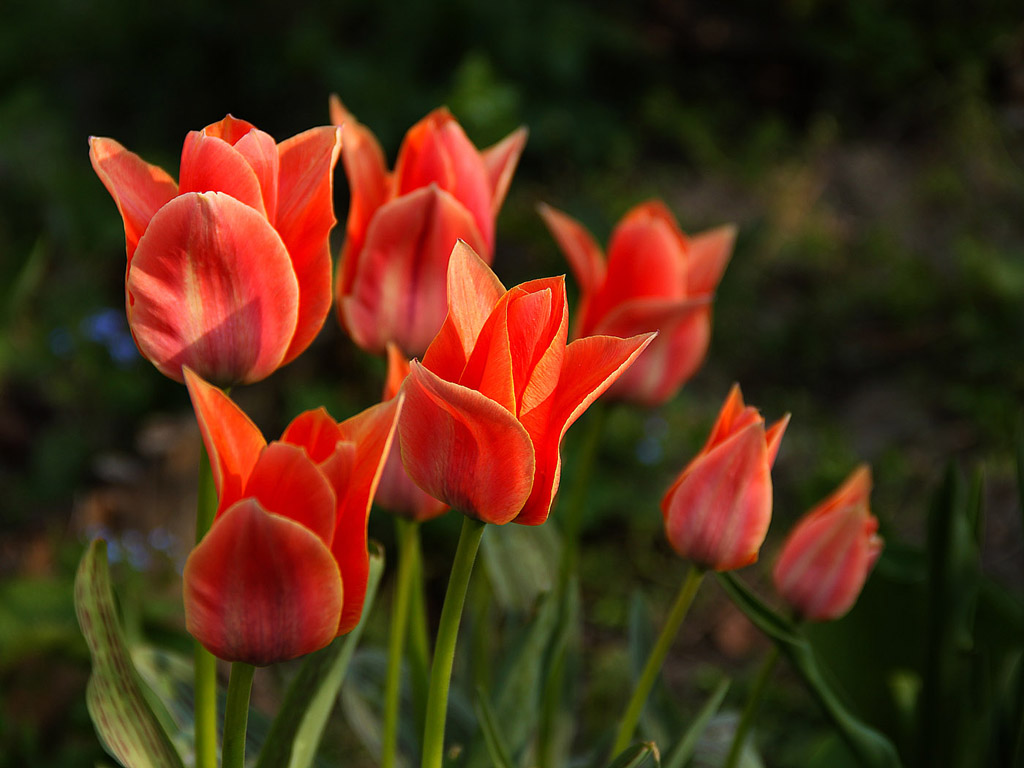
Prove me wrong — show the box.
[334,114,391,278]
[375,435,450,522]
[332,396,403,634]
[394,108,494,252]
[481,126,527,216]
[516,332,655,525]
[276,126,343,366]
[242,442,337,544]
[234,128,280,224]
[328,94,351,127]
[201,115,258,145]
[765,413,791,467]
[183,368,266,516]
[505,277,567,416]
[422,240,505,381]
[537,203,606,302]
[703,384,761,452]
[384,343,411,400]
[340,186,487,357]
[88,137,178,261]
[686,224,736,297]
[128,192,299,385]
[183,499,342,665]
[399,362,535,525]
[591,297,709,406]
[662,422,773,570]
[282,407,346,465]
[178,131,266,216]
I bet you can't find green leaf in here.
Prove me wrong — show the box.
[74,539,184,768]
[606,741,662,768]
[663,677,731,768]
[474,685,515,768]
[628,590,684,747]
[254,542,386,768]
[716,572,902,768]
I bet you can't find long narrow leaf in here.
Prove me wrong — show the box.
[606,741,662,768]
[664,677,731,768]
[255,543,386,768]
[74,539,185,768]
[475,685,515,768]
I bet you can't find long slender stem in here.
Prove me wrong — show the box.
[194,443,219,768]
[222,662,255,768]
[722,645,779,768]
[407,526,432,737]
[560,405,609,581]
[421,516,486,768]
[382,518,420,768]
[611,564,705,757]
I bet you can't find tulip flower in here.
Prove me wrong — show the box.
[181,368,400,665]
[397,241,655,526]
[662,385,789,571]
[331,96,528,356]
[773,466,882,622]
[89,115,341,386]
[539,200,735,406]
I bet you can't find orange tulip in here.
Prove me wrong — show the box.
[397,242,654,525]
[373,344,449,522]
[662,385,789,570]
[90,115,341,386]
[773,466,882,622]
[331,96,527,356]
[540,201,734,406]
[181,368,399,665]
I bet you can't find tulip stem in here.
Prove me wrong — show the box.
[382,518,421,768]
[407,526,432,736]
[194,443,219,768]
[222,661,255,768]
[421,516,486,768]
[722,644,779,768]
[611,563,704,757]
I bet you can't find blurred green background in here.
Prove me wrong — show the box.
[1,0,1023,766]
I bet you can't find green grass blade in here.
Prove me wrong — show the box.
[664,677,731,768]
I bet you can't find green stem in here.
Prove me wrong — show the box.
[194,443,219,768]
[722,645,779,768]
[222,662,255,768]
[611,564,705,757]
[560,405,609,582]
[382,518,420,768]
[407,526,432,737]
[421,516,486,768]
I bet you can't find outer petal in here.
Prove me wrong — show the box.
[516,332,655,525]
[481,126,528,215]
[537,203,606,298]
[340,186,487,356]
[686,224,736,297]
[399,362,535,525]
[178,131,266,216]
[202,115,258,145]
[234,129,280,224]
[183,499,342,665]
[282,407,345,464]
[593,297,712,407]
[331,397,403,634]
[276,126,343,365]
[128,192,299,385]
[88,137,178,261]
[661,422,773,571]
[183,368,266,516]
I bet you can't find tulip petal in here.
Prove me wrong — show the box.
[333,111,391,274]
[202,115,257,145]
[183,499,342,665]
[275,126,343,366]
[384,343,411,401]
[281,407,346,464]
[537,203,606,299]
[341,185,487,356]
[88,137,178,261]
[515,278,569,417]
[704,384,761,451]
[330,396,403,633]
[516,332,655,525]
[399,362,535,525]
[422,240,505,381]
[765,414,791,467]
[128,192,299,385]
[234,128,280,224]
[481,126,527,215]
[593,296,712,407]
[183,368,266,516]
[242,442,337,545]
[179,131,266,216]
[686,224,736,297]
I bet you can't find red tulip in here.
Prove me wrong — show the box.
[662,385,789,571]
[181,368,400,665]
[397,241,654,526]
[373,343,450,522]
[89,115,341,386]
[540,200,734,406]
[331,96,527,356]
[773,466,882,621]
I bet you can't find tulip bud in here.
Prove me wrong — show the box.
[773,466,882,622]
[661,385,789,571]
